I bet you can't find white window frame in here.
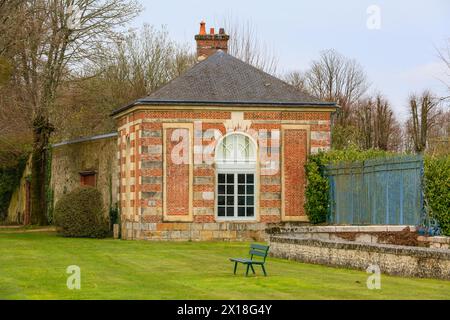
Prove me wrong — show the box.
[215,133,257,221]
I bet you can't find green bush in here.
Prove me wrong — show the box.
[305,156,329,224]
[304,147,395,224]
[424,155,450,236]
[54,186,110,238]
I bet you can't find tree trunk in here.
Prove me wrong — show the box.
[30,115,52,225]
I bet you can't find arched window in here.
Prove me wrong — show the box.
[216,133,256,169]
[215,133,256,220]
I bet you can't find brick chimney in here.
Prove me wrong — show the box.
[195,21,229,61]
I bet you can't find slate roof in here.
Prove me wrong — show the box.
[112,50,336,115]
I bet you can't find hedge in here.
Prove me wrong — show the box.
[54,186,110,238]
[424,155,450,236]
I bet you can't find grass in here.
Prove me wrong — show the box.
[0,231,449,300]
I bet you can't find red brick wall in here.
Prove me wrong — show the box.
[283,129,308,218]
[165,128,190,216]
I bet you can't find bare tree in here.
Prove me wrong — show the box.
[437,38,450,94]
[1,0,141,224]
[283,71,308,93]
[53,25,195,140]
[372,95,395,150]
[406,91,443,153]
[353,98,374,149]
[221,16,278,75]
[426,108,450,156]
[352,94,400,151]
[305,49,369,126]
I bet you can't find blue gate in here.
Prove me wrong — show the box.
[325,155,423,225]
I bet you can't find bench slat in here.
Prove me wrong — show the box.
[251,244,269,251]
[249,249,267,257]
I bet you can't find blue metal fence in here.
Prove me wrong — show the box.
[325,155,423,225]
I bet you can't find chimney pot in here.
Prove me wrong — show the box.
[210,28,215,35]
[219,28,225,34]
[199,21,206,35]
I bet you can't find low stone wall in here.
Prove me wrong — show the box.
[122,221,267,241]
[418,236,450,250]
[266,225,419,246]
[269,236,450,280]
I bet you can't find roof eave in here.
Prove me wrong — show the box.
[111,100,338,117]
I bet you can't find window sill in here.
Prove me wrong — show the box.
[215,218,258,223]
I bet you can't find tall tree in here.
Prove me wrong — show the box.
[1,0,141,225]
[372,95,397,151]
[351,94,401,151]
[353,98,374,149]
[305,49,369,126]
[406,91,442,153]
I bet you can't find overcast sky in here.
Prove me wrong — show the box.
[132,0,450,121]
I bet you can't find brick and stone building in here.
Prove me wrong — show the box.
[110,22,338,241]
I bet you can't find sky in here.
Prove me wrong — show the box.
[131,0,450,121]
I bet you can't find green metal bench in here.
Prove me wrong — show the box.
[230,243,269,276]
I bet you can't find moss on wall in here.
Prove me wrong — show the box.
[51,136,118,216]
[5,156,31,224]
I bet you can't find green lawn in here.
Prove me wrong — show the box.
[0,231,449,300]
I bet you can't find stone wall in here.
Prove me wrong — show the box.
[418,236,450,250]
[51,134,119,214]
[122,221,267,241]
[269,236,450,280]
[266,225,418,245]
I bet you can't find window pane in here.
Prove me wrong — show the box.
[216,169,256,220]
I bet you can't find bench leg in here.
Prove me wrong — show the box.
[233,262,238,275]
[261,264,267,276]
[246,264,250,277]
[250,264,255,274]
